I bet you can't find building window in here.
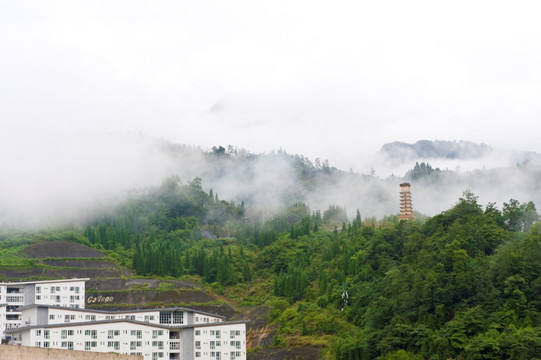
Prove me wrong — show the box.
[44,330,50,339]
[35,330,41,336]
[107,341,120,350]
[172,310,183,324]
[84,330,97,338]
[216,330,221,339]
[131,330,142,339]
[195,352,201,358]
[195,330,200,336]
[152,330,163,339]
[159,311,171,324]
[43,342,50,348]
[195,341,201,349]
[84,341,95,351]
[36,286,41,293]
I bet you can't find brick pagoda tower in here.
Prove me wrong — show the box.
[399,183,415,220]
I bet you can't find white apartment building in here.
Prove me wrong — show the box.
[0,278,88,340]
[7,305,248,360]
[2,278,248,360]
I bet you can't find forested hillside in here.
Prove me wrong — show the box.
[2,172,541,359]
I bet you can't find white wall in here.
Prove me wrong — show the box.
[21,321,170,360]
[193,323,246,360]
[1,279,87,340]
[34,280,85,309]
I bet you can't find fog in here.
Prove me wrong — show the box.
[2,132,540,227]
[2,1,541,226]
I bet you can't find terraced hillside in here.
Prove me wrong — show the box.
[0,240,288,359]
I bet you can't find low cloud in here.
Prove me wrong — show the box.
[1,134,540,227]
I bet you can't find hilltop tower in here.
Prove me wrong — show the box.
[399,183,415,220]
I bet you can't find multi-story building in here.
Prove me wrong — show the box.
[2,278,248,360]
[7,305,248,360]
[0,278,88,340]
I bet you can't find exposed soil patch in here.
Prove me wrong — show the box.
[44,268,120,278]
[0,268,44,279]
[87,279,204,291]
[0,267,120,280]
[21,241,105,258]
[242,306,269,329]
[248,346,321,360]
[43,259,116,268]
[85,289,219,307]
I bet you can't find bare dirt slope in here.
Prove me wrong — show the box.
[21,241,105,258]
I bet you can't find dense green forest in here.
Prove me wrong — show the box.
[2,174,541,359]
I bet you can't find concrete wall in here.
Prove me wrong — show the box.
[0,345,142,360]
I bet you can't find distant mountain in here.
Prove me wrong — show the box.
[380,140,492,160]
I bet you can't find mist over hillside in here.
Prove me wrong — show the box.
[382,140,492,161]
[1,134,541,227]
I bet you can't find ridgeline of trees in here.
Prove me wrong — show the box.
[3,173,541,359]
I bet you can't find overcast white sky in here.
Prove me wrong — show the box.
[1,1,541,175]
